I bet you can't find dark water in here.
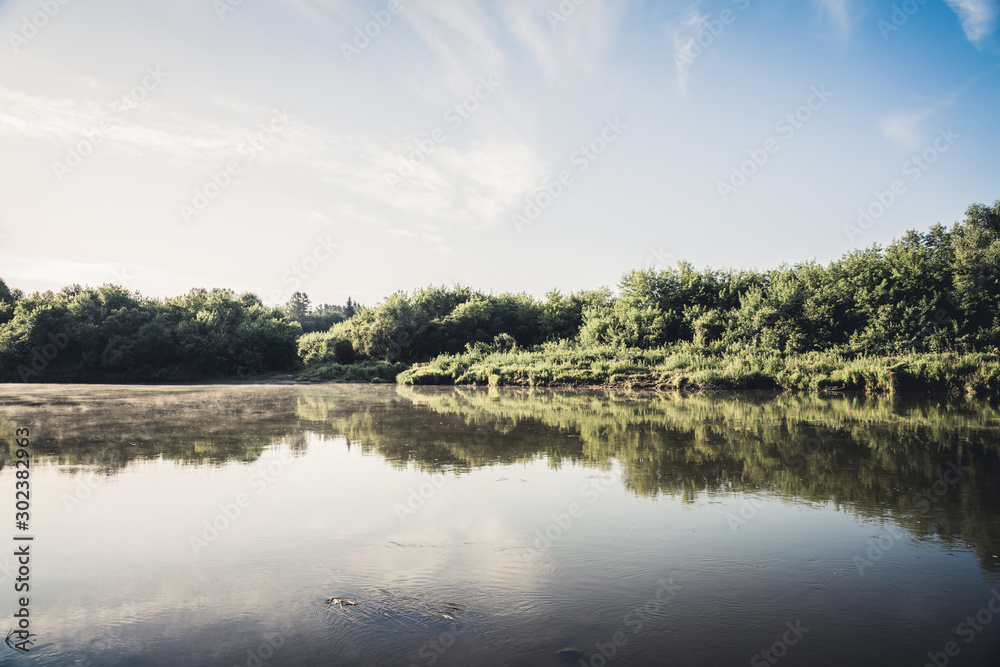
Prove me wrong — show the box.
[0,384,998,666]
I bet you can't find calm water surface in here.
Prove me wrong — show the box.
[0,385,998,666]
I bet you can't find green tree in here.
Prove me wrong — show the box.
[284,292,311,323]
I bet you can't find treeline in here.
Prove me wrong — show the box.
[297,286,612,366]
[282,291,358,333]
[1,198,997,384]
[0,285,301,382]
[302,200,1000,367]
[0,279,368,382]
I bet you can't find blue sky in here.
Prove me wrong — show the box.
[0,0,997,307]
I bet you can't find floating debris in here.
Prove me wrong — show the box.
[327,598,358,607]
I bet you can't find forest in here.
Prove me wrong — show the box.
[1,199,998,392]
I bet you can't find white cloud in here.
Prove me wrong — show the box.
[365,139,548,229]
[303,210,331,224]
[0,86,264,165]
[943,0,999,44]
[0,256,176,292]
[501,0,629,82]
[669,6,709,93]
[878,95,956,149]
[813,0,853,39]
[401,0,511,101]
[276,0,328,26]
[879,110,934,148]
[0,86,549,230]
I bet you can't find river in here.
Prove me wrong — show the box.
[0,385,997,666]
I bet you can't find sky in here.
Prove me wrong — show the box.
[0,0,997,308]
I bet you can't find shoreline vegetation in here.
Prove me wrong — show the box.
[2,199,999,394]
[393,345,1000,395]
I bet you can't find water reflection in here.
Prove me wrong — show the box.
[0,385,997,666]
[2,384,998,573]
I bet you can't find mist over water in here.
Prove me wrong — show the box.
[0,385,997,666]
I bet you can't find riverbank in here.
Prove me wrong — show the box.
[390,344,1000,394]
[295,360,409,383]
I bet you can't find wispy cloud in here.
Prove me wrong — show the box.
[401,0,510,101]
[276,0,329,26]
[879,109,935,148]
[0,86,547,229]
[501,0,628,82]
[669,5,708,94]
[943,0,999,44]
[0,256,166,292]
[878,95,956,149]
[813,0,854,40]
[369,139,548,229]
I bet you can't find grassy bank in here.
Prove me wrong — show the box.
[394,342,1000,394]
[295,360,409,383]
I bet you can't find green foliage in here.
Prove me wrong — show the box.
[295,360,408,383]
[289,197,999,388]
[0,285,300,382]
[396,339,1000,395]
[282,293,348,334]
[4,197,999,387]
[540,288,613,341]
[300,285,567,364]
[297,328,358,365]
[284,291,311,322]
[576,201,1000,354]
[312,197,1000,393]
